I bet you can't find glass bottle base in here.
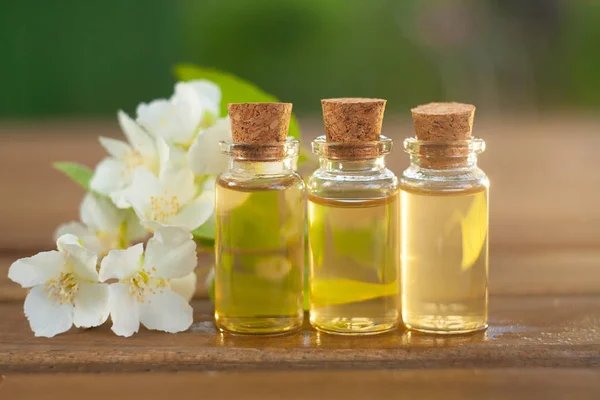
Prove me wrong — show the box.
[310,316,397,336]
[215,315,303,336]
[404,314,488,335]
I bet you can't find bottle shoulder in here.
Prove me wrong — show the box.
[399,165,489,193]
[217,170,305,192]
[308,167,398,198]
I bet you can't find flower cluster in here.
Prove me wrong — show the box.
[9,80,232,337]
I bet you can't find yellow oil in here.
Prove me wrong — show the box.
[401,185,489,334]
[308,193,400,335]
[215,175,305,335]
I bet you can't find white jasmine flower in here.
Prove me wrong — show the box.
[136,80,221,149]
[90,111,159,198]
[99,227,197,336]
[123,166,214,232]
[188,116,232,175]
[157,133,190,174]
[8,234,109,337]
[170,272,197,302]
[55,193,147,257]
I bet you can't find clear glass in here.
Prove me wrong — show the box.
[400,137,489,334]
[308,135,400,335]
[214,138,305,335]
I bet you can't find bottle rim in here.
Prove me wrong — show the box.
[403,137,486,157]
[219,137,300,161]
[311,134,393,159]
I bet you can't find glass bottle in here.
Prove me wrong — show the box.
[401,102,489,334]
[214,103,305,335]
[308,98,400,335]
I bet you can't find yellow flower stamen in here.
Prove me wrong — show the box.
[128,266,166,303]
[122,149,145,172]
[45,272,79,305]
[149,190,181,222]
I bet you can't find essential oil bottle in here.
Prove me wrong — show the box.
[401,102,489,334]
[308,98,400,335]
[215,102,305,335]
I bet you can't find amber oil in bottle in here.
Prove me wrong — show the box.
[215,103,305,335]
[308,98,400,335]
[401,102,489,334]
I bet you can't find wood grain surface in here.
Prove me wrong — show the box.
[1,295,599,373]
[3,369,600,400]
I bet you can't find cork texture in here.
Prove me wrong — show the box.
[321,98,386,159]
[228,102,292,160]
[410,102,476,168]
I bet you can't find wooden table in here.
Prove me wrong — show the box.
[1,116,599,398]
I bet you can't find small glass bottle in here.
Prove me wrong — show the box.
[401,102,489,334]
[308,98,400,335]
[215,103,305,335]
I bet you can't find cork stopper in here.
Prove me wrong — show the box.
[228,102,292,160]
[410,102,476,168]
[321,98,386,159]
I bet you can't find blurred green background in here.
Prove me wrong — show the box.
[1,0,599,118]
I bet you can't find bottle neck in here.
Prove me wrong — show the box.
[319,156,387,173]
[403,136,485,172]
[409,153,479,171]
[228,157,295,175]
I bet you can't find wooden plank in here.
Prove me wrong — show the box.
[0,296,599,373]
[1,115,600,252]
[3,246,600,302]
[2,369,600,399]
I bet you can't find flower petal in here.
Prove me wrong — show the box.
[54,222,105,255]
[139,288,193,333]
[175,80,221,115]
[143,227,196,279]
[160,165,196,205]
[109,188,133,209]
[73,282,110,328]
[108,282,140,337]
[170,86,205,144]
[158,141,189,178]
[24,285,73,337]
[99,243,143,281]
[56,233,82,251]
[8,251,65,288]
[80,192,124,234]
[167,190,215,231]
[124,167,162,221]
[136,99,188,144]
[188,117,231,175]
[62,243,99,282]
[170,272,197,302]
[117,110,156,158]
[90,158,128,196]
[124,210,148,242]
[99,137,131,159]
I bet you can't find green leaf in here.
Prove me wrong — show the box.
[53,162,93,191]
[194,237,215,248]
[174,64,301,140]
[192,219,215,240]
